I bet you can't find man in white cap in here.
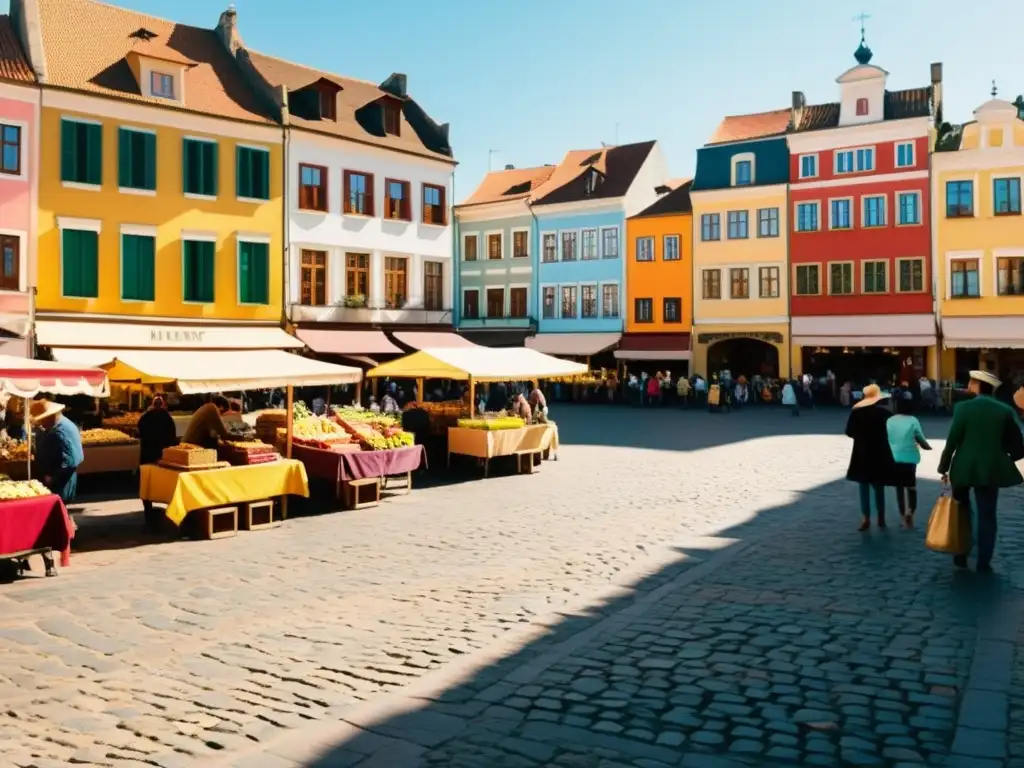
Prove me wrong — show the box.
[938,369,1024,572]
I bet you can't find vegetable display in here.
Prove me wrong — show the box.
[81,429,138,447]
[0,479,50,500]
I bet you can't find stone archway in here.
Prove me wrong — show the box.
[705,336,781,379]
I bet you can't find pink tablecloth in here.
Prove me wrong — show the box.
[0,494,74,566]
[292,444,427,484]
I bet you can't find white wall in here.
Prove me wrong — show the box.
[622,141,669,218]
[286,130,454,312]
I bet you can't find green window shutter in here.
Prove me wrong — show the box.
[201,241,215,303]
[122,234,155,301]
[183,240,194,301]
[143,132,156,191]
[60,120,77,182]
[81,231,99,297]
[118,128,132,187]
[85,123,102,185]
[256,150,270,199]
[122,233,138,298]
[238,241,251,303]
[139,235,155,300]
[182,139,194,194]
[253,242,269,303]
[62,229,80,296]
[204,142,218,197]
[236,146,251,198]
[184,240,215,303]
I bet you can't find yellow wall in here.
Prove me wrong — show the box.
[625,212,692,333]
[37,105,283,320]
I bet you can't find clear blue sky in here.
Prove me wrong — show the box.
[4,0,1021,199]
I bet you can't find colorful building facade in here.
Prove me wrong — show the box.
[618,181,693,373]
[933,94,1024,384]
[690,115,792,378]
[787,40,941,383]
[454,165,554,347]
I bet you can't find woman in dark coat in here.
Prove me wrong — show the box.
[846,384,900,531]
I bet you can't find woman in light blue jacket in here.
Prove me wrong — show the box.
[886,396,932,528]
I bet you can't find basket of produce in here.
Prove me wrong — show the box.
[0,479,50,500]
[161,444,218,468]
[219,440,280,466]
[81,429,139,447]
[0,437,30,462]
[255,409,289,444]
[456,416,525,431]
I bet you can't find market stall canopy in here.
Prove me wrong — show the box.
[366,347,587,382]
[941,317,1024,349]
[296,328,402,356]
[37,321,303,353]
[613,333,692,361]
[526,333,621,357]
[392,332,477,350]
[0,355,109,398]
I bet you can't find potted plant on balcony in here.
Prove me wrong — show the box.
[343,294,367,308]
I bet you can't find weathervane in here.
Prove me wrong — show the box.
[853,12,871,43]
[992,80,998,98]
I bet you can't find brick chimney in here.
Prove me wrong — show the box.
[791,91,806,130]
[216,4,241,53]
[931,62,943,121]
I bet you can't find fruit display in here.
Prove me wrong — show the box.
[219,440,280,466]
[456,416,526,431]
[81,429,139,447]
[0,479,50,500]
[330,408,414,451]
[101,412,142,432]
[255,409,289,445]
[0,437,30,462]
[332,406,399,429]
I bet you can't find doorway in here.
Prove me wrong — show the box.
[707,338,779,379]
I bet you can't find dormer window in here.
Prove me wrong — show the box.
[382,101,401,136]
[151,72,175,99]
[584,169,601,195]
[735,160,752,186]
[856,98,869,116]
[318,89,336,121]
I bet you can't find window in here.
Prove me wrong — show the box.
[734,159,752,186]
[487,233,502,260]
[560,231,578,261]
[584,169,601,195]
[635,236,654,262]
[634,298,653,323]
[829,263,854,295]
[729,268,749,299]
[150,71,174,99]
[830,199,852,230]
[701,213,721,241]
[61,229,99,298]
[702,269,721,299]
[300,249,327,306]
[0,124,21,175]
[382,100,401,136]
[424,261,443,310]
[581,228,598,260]
[863,261,888,294]
[298,164,327,211]
[856,98,869,116]
[510,287,528,318]
[835,150,854,174]
[384,179,411,220]
[344,171,374,215]
[345,253,369,300]
[561,285,577,318]
[796,202,819,232]
[318,89,337,121]
[896,142,915,168]
[795,264,820,296]
[384,257,407,308]
[182,239,214,303]
[581,285,597,317]
[946,181,974,218]
[463,234,478,262]
[856,147,874,171]
[463,289,479,319]
[513,230,528,258]
[897,258,924,293]
[663,297,681,323]
[121,233,155,301]
[236,146,270,200]
[486,287,505,318]
[0,235,18,291]
[759,266,779,298]
[663,235,681,261]
[601,227,619,258]
[422,183,446,225]
[950,259,980,298]
[757,208,779,238]
[994,178,1022,215]
[997,258,1024,296]
[542,233,557,263]
[542,286,556,319]
[238,241,270,305]
[61,119,102,186]
[727,210,748,239]
[182,138,217,197]
[602,284,619,318]
[799,154,817,179]
[898,192,921,225]
[863,195,887,228]
[117,128,156,192]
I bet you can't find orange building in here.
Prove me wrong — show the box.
[619,182,693,374]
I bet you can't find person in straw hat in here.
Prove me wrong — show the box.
[30,399,84,503]
[845,383,900,531]
[938,369,1024,572]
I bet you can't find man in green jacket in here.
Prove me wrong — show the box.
[938,370,1024,572]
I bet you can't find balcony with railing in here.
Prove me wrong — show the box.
[290,296,452,326]
[458,314,536,331]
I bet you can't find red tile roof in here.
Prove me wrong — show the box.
[707,109,791,145]
[0,15,34,84]
[459,165,556,207]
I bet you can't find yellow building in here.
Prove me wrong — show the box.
[933,95,1024,384]
[689,111,793,378]
[21,0,295,360]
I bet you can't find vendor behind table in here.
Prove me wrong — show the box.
[181,395,231,449]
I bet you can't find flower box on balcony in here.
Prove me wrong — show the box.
[343,294,367,308]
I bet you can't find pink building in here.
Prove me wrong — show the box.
[0,14,36,355]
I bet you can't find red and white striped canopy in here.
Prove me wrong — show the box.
[0,355,109,399]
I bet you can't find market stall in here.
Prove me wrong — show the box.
[447,419,559,477]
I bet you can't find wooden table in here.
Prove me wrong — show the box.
[446,425,558,477]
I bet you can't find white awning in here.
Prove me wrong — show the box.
[526,333,621,357]
[0,355,108,398]
[794,336,936,348]
[36,320,302,350]
[393,331,477,350]
[614,350,692,361]
[791,315,936,337]
[296,328,402,356]
[942,317,1024,349]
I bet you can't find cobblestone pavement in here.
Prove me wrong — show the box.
[0,406,1021,768]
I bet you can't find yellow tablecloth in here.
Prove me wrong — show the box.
[78,443,141,475]
[447,424,558,460]
[140,460,309,526]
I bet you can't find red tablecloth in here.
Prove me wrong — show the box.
[0,494,74,566]
[292,444,427,484]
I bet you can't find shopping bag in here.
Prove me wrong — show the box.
[925,486,972,555]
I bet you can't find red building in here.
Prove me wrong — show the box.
[786,35,942,385]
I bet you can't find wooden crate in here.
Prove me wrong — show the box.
[344,477,380,510]
[241,499,281,531]
[197,506,238,540]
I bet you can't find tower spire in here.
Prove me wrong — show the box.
[992,80,998,98]
[853,13,873,65]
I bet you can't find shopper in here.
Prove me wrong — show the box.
[529,385,548,423]
[886,395,931,528]
[31,400,84,504]
[781,380,799,417]
[138,396,178,532]
[845,384,899,532]
[937,370,1024,572]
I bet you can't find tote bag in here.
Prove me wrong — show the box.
[925,485,972,555]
